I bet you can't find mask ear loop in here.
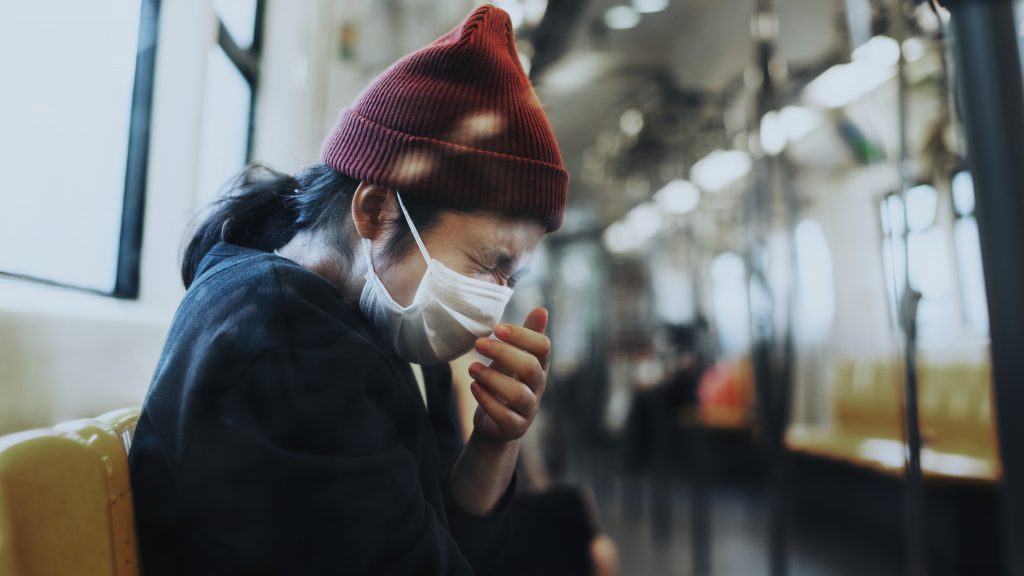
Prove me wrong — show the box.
[395,191,433,266]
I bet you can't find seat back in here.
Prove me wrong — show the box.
[0,475,18,576]
[833,359,902,439]
[97,408,141,455]
[866,361,904,439]
[55,419,140,576]
[918,363,997,460]
[0,419,140,576]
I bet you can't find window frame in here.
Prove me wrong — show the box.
[0,0,162,299]
[215,0,265,164]
[0,0,266,300]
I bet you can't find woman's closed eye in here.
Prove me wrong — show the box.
[478,263,514,287]
[467,247,529,288]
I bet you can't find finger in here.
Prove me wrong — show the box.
[494,323,551,371]
[470,362,538,418]
[470,381,528,436]
[522,307,548,335]
[475,338,548,397]
[474,338,545,392]
[478,339,517,378]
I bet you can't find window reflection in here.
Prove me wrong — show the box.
[951,171,990,336]
[196,47,252,207]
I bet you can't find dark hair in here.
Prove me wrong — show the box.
[181,163,460,288]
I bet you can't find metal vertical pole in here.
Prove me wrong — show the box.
[690,417,711,576]
[889,2,929,574]
[749,2,794,574]
[944,1,1024,574]
[685,222,712,576]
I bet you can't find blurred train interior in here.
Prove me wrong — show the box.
[2,0,1024,574]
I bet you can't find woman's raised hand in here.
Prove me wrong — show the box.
[468,307,551,444]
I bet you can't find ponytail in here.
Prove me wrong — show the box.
[181,162,471,289]
[181,165,302,288]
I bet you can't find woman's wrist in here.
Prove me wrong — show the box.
[450,433,520,516]
[467,430,519,458]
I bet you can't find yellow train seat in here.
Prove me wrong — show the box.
[788,359,906,475]
[97,408,141,455]
[917,363,999,481]
[0,414,140,576]
[787,360,999,483]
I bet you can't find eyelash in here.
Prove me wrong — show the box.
[482,264,518,288]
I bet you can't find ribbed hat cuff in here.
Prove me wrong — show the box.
[321,109,569,231]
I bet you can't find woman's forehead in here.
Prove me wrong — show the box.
[436,210,545,256]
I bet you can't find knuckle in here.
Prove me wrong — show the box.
[524,359,544,382]
[538,336,552,356]
[535,380,547,399]
[513,387,533,410]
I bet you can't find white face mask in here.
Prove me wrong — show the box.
[358,192,515,364]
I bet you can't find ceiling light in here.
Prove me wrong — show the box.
[779,106,822,142]
[804,35,900,109]
[625,202,663,238]
[803,61,896,109]
[540,53,608,93]
[632,0,669,14]
[603,220,643,255]
[602,202,665,255]
[852,35,900,67]
[604,6,641,30]
[691,150,753,193]
[654,179,700,215]
[620,108,644,137]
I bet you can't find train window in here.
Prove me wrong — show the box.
[880,194,908,325]
[1017,1,1024,66]
[951,170,990,336]
[905,184,954,343]
[905,184,938,232]
[197,0,262,207]
[0,0,158,297]
[881,186,957,345]
[710,252,751,357]
[951,170,976,216]
[197,48,253,207]
[794,220,835,341]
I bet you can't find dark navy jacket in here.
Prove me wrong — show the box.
[129,242,512,575]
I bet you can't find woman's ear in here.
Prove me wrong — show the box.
[351,182,398,241]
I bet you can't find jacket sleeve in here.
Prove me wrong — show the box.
[425,363,516,574]
[174,339,513,576]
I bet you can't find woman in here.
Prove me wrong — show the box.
[128,5,568,575]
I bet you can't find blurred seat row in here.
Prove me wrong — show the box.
[787,361,999,482]
[0,408,141,576]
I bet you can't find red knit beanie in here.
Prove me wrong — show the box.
[320,4,569,231]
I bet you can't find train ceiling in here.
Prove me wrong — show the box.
[525,0,846,228]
